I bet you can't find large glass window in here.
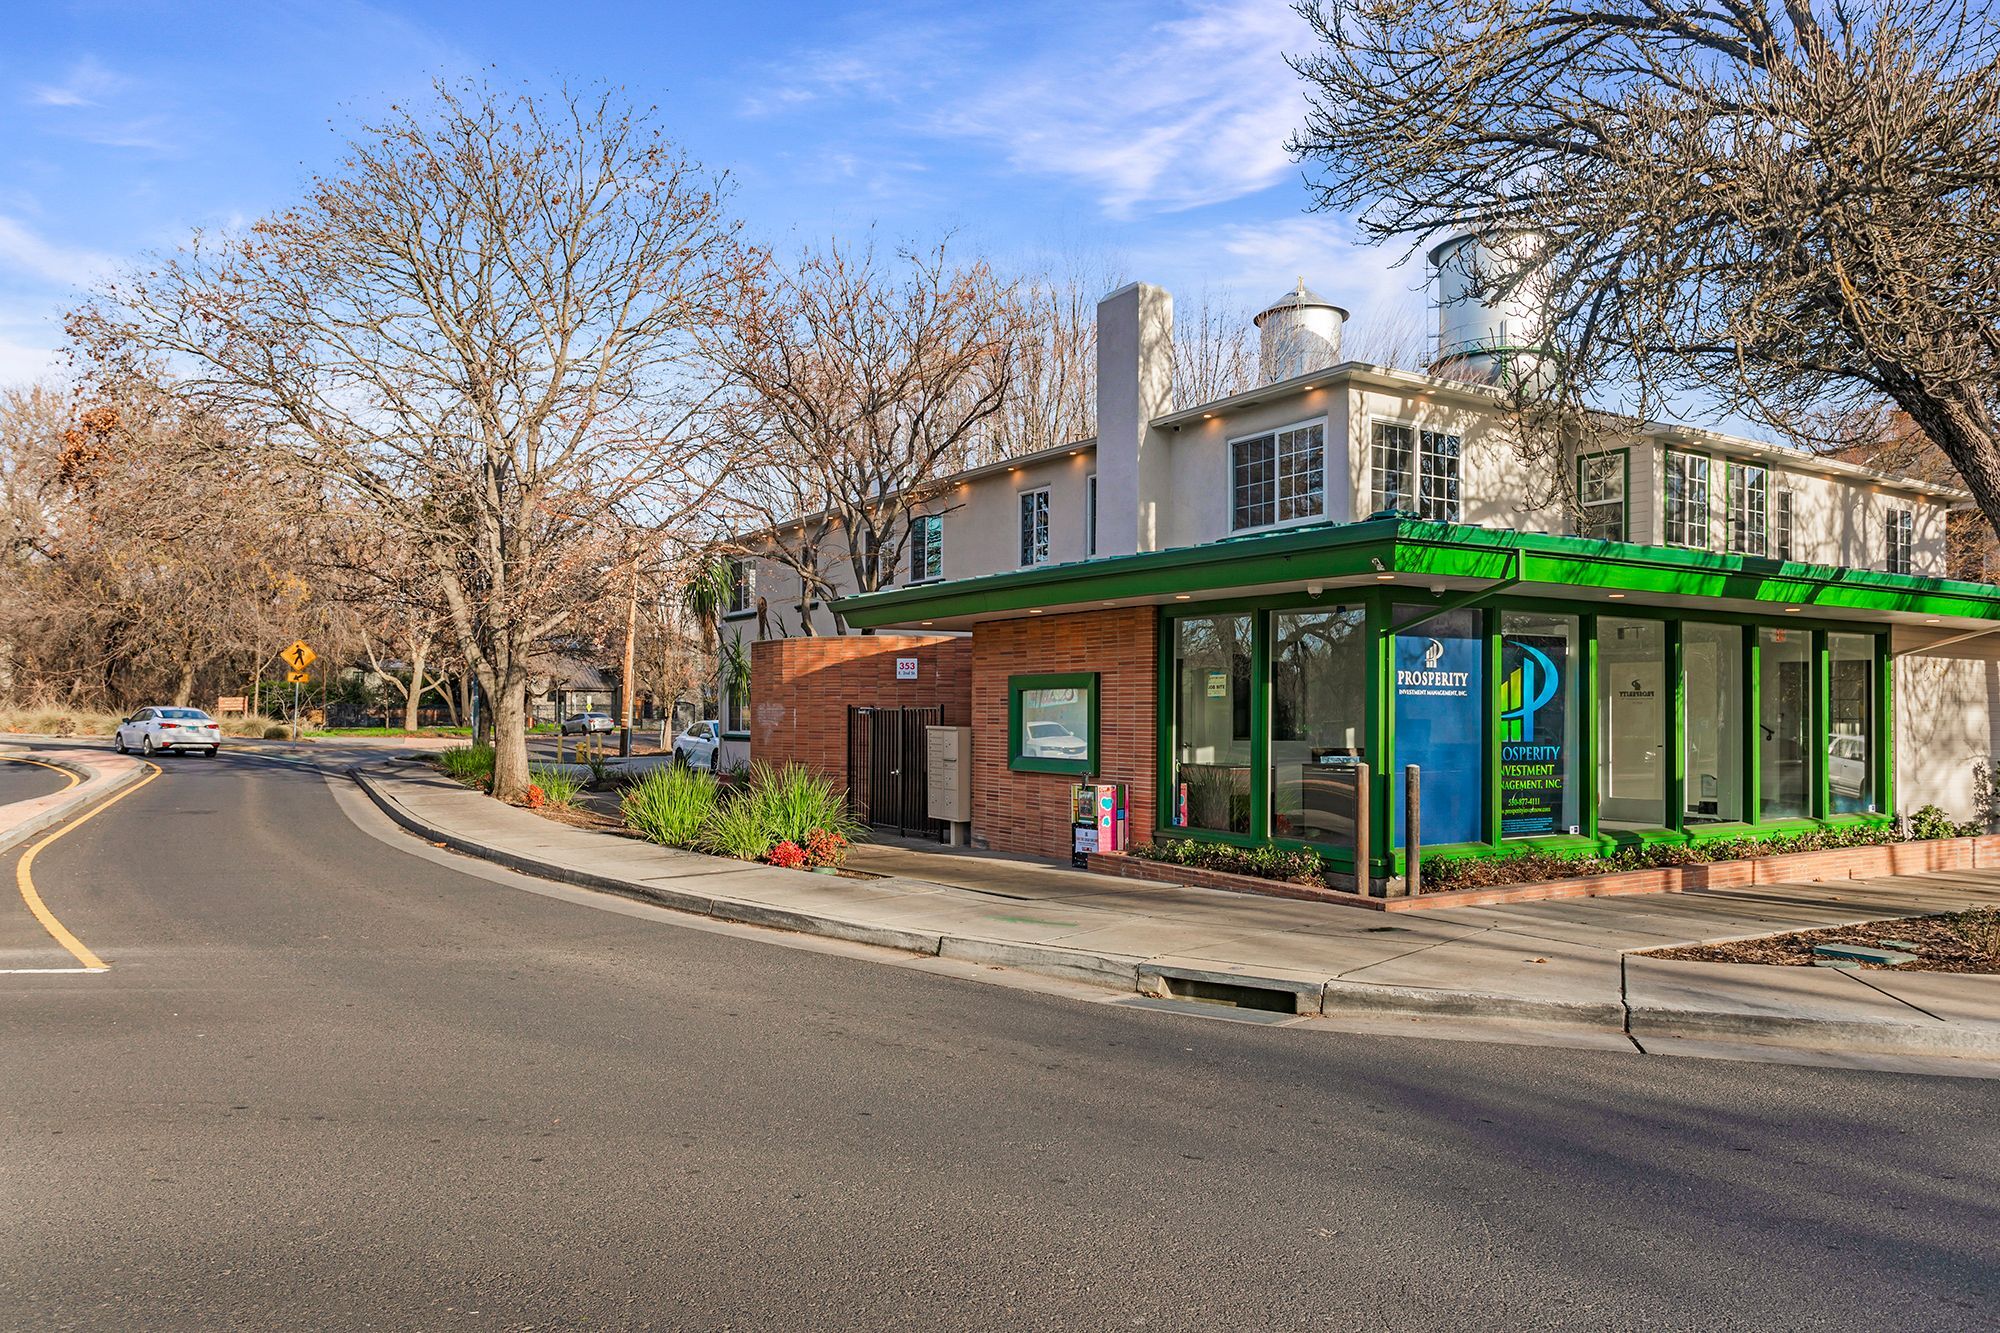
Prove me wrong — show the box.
[1830,633,1876,813]
[1727,464,1767,555]
[1392,606,1484,845]
[1759,627,1811,821]
[1578,451,1626,540]
[1664,451,1710,549]
[1232,423,1325,530]
[1598,617,1667,830]
[1371,423,1461,521]
[1683,622,1745,823]
[1500,612,1580,838]
[1171,616,1253,833]
[1270,610,1367,846]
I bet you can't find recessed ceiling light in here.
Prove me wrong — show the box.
[1607,592,1625,599]
[1374,573,1395,581]
[1203,413,1215,420]
[1785,606,1801,613]
[1173,594,1192,601]
[1926,617,1940,624]
[1028,608,1043,614]
[921,621,934,626]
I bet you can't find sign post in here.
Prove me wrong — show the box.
[279,641,316,742]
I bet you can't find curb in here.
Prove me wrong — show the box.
[0,750,151,857]
[350,762,2000,1058]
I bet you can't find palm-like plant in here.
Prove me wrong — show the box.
[679,552,734,716]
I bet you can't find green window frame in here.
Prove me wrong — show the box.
[1008,672,1099,775]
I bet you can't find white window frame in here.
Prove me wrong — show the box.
[1774,487,1795,561]
[1085,473,1098,556]
[1663,450,1711,550]
[1370,419,1461,522]
[724,556,755,617]
[1887,507,1914,575]
[1577,449,1626,541]
[1229,417,1327,533]
[1019,487,1051,567]
[1726,462,1767,555]
[908,513,943,584]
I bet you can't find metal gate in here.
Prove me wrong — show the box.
[847,705,945,841]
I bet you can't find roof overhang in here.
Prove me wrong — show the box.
[835,518,2000,633]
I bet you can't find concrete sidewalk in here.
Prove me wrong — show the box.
[354,759,2000,1063]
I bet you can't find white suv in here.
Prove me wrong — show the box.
[115,707,222,758]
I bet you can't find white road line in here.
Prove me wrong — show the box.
[0,966,110,974]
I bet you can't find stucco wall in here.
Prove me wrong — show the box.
[1893,626,2000,820]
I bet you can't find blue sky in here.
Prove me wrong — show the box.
[0,0,1427,388]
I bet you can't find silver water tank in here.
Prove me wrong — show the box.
[1427,232,1550,391]
[1254,278,1347,385]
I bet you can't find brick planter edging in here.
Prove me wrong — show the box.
[1089,833,2000,912]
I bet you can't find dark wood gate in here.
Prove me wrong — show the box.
[847,705,945,841]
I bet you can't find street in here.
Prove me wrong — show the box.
[1,747,1995,1330]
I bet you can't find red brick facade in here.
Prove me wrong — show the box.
[970,607,1158,859]
[750,635,972,778]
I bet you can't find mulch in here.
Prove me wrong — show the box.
[1647,908,2000,974]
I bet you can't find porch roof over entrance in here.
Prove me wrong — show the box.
[835,517,2000,633]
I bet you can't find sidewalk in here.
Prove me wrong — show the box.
[354,759,2000,1063]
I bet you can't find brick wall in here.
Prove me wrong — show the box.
[750,635,972,777]
[970,607,1158,859]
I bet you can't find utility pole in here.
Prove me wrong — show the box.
[619,558,640,758]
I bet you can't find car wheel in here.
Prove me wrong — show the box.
[141,736,155,757]
[114,733,127,754]
[206,747,219,758]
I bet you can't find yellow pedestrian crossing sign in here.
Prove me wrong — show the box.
[285,669,311,685]
[281,640,317,673]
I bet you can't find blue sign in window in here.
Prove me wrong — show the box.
[1393,608,1484,846]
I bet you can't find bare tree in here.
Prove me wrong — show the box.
[725,237,1026,629]
[1173,288,1256,408]
[1345,296,1430,373]
[77,82,755,798]
[989,253,1124,458]
[1290,0,2000,531]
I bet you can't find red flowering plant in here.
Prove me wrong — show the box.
[802,828,849,869]
[523,784,546,809]
[766,840,807,869]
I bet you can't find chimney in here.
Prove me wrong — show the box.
[1094,282,1174,557]
[1253,278,1346,384]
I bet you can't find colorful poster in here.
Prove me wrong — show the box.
[1393,612,1484,846]
[1499,634,1569,837]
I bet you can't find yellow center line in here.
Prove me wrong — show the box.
[11,759,161,972]
[0,754,83,793]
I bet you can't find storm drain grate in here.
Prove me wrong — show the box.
[1158,975,1300,1014]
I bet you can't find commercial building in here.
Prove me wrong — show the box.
[726,256,2000,891]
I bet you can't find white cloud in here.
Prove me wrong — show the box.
[740,20,972,118]
[0,216,119,288]
[938,0,1313,217]
[27,55,130,109]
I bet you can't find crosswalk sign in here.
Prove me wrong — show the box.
[280,640,317,672]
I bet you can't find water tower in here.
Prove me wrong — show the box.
[1426,232,1551,392]
[1253,279,1347,385]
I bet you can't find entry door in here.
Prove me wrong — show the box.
[847,706,945,841]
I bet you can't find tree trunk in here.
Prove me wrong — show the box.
[440,675,460,726]
[403,638,429,733]
[1889,376,2000,541]
[172,657,196,707]
[490,669,532,802]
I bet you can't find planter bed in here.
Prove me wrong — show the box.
[1089,833,2000,913]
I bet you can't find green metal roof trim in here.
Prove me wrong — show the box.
[835,518,2000,627]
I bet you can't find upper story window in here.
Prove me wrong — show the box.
[1727,463,1767,555]
[909,514,943,583]
[1086,474,1098,555]
[726,557,754,615]
[1664,451,1711,549]
[1887,508,1914,574]
[1578,450,1626,540]
[1370,422,1461,522]
[1019,487,1051,566]
[1774,488,1795,561]
[1231,421,1325,530]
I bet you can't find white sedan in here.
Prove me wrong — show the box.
[115,706,222,758]
[560,711,615,735]
[673,720,721,770]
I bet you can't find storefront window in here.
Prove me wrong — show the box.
[1008,673,1097,775]
[1829,633,1875,813]
[1759,627,1811,821]
[1171,615,1253,833]
[1598,617,1667,830]
[1500,612,1579,837]
[1270,609,1366,845]
[1683,622,1744,823]
[1393,606,1484,846]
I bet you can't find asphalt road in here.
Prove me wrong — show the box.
[0,754,74,806]
[2,746,1995,1331]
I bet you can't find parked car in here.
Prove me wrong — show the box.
[1023,720,1088,760]
[114,706,222,758]
[560,711,614,735]
[1829,735,1867,798]
[673,720,721,770]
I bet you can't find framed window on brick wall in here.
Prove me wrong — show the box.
[1008,672,1099,776]
[1019,488,1051,566]
[1230,420,1325,531]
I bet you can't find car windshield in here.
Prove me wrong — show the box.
[160,709,210,721]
